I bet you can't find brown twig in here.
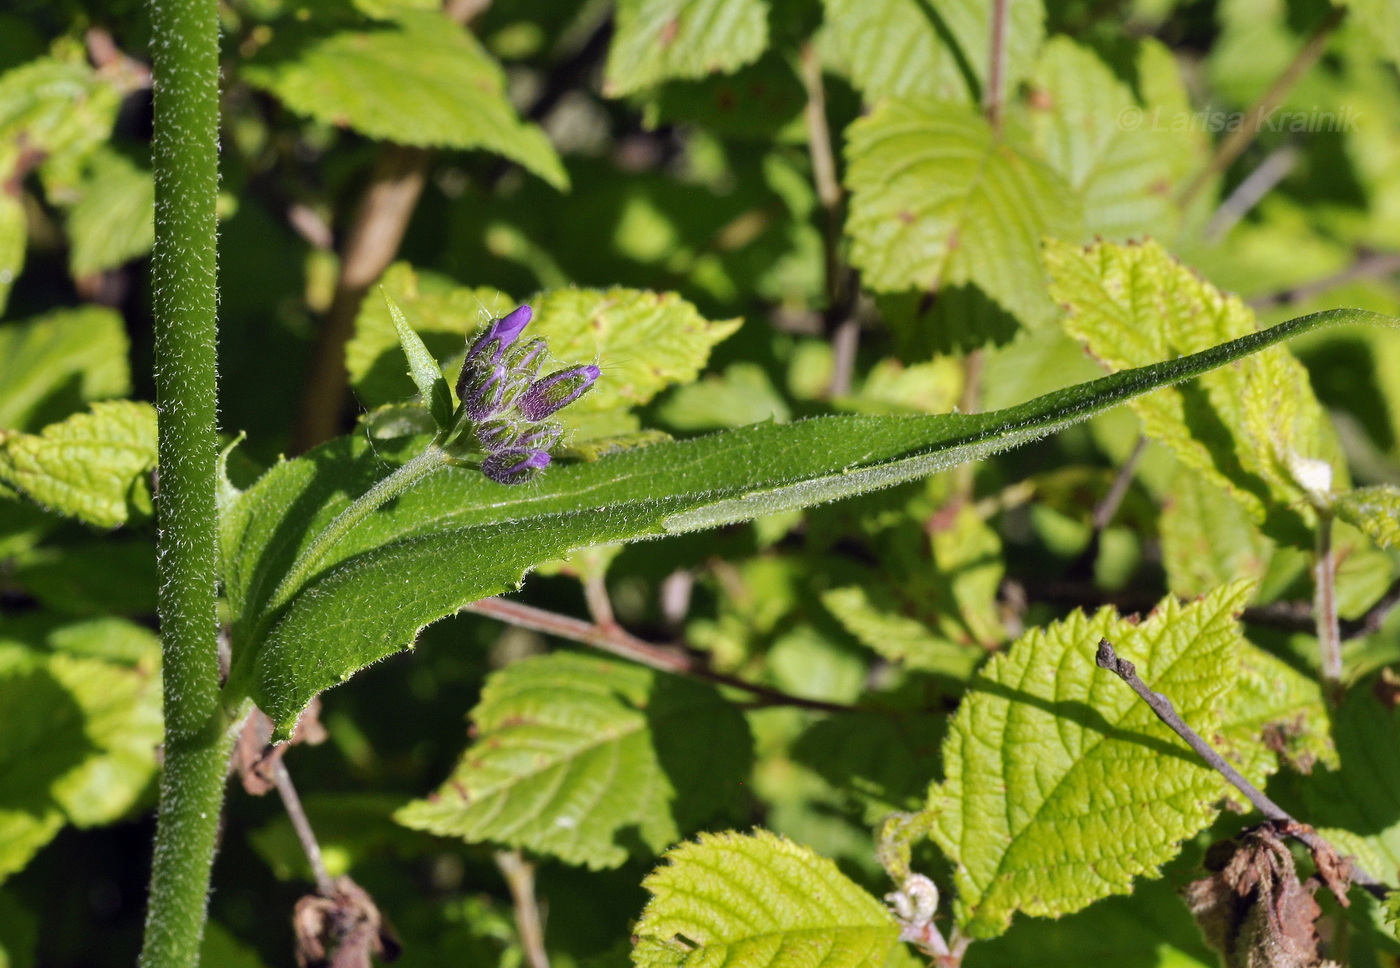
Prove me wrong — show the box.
[272,759,336,897]
[1315,514,1344,705]
[1178,5,1346,208]
[1249,251,1400,310]
[1093,436,1148,533]
[1094,639,1389,900]
[463,597,861,714]
[581,571,616,630]
[984,0,1008,136]
[496,849,551,968]
[1205,145,1299,241]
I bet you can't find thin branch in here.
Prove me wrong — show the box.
[1094,639,1390,900]
[464,597,861,714]
[1315,514,1344,705]
[1094,435,1147,532]
[984,0,1008,136]
[581,571,617,629]
[1249,250,1400,310]
[496,850,551,968]
[1179,5,1345,208]
[273,759,336,898]
[1205,145,1298,241]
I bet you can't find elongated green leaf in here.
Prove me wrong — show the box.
[66,148,154,277]
[220,307,1398,735]
[242,12,566,188]
[604,0,769,98]
[0,401,156,527]
[818,0,1043,105]
[396,653,751,868]
[384,292,453,429]
[1047,238,1343,544]
[1335,485,1400,549]
[1028,37,1194,240]
[631,830,897,968]
[927,583,1254,938]
[0,306,129,431]
[844,100,1079,333]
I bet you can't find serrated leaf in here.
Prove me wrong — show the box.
[844,100,1079,335]
[66,148,154,277]
[1160,464,1276,597]
[383,291,453,429]
[0,401,156,528]
[818,0,1043,105]
[1219,641,1334,780]
[1335,485,1400,549]
[604,0,769,98]
[218,308,1399,734]
[927,583,1253,938]
[0,306,130,431]
[823,584,984,679]
[242,12,566,188]
[631,830,897,968]
[397,654,751,868]
[1046,238,1343,544]
[656,363,789,432]
[349,263,741,422]
[1028,37,1192,240]
[0,639,161,882]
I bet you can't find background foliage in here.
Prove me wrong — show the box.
[2,0,1400,965]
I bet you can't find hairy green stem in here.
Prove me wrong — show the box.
[267,446,448,614]
[140,0,225,965]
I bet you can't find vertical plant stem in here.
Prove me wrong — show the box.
[272,760,336,897]
[1315,512,1343,704]
[496,850,552,968]
[984,0,1008,135]
[141,0,226,965]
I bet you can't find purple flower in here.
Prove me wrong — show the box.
[460,305,533,396]
[464,363,509,421]
[517,364,601,422]
[482,448,551,485]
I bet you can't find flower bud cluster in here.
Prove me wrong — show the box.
[449,304,600,484]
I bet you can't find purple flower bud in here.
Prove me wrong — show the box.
[517,364,601,422]
[465,363,509,421]
[474,416,522,452]
[516,422,562,452]
[460,305,534,396]
[482,448,550,485]
[505,338,548,379]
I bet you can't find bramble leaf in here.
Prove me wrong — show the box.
[396,653,751,868]
[219,308,1399,735]
[604,0,769,98]
[927,583,1253,938]
[241,12,566,188]
[631,830,897,968]
[818,0,1043,105]
[66,148,154,278]
[0,401,157,527]
[844,100,1079,333]
[0,306,129,431]
[823,584,984,679]
[1046,238,1344,544]
[1335,484,1400,549]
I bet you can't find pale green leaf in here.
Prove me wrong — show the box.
[1335,484,1400,549]
[927,583,1253,938]
[1218,641,1335,781]
[0,53,123,199]
[218,308,1399,734]
[0,192,21,317]
[0,401,156,528]
[66,148,154,277]
[396,654,750,869]
[1028,37,1192,240]
[1159,464,1275,597]
[818,0,1043,105]
[0,306,130,431]
[823,585,985,679]
[1046,238,1343,544]
[383,291,452,429]
[603,0,769,98]
[1340,0,1400,66]
[656,362,789,431]
[631,830,897,968]
[844,101,1079,333]
[242,12,567,188]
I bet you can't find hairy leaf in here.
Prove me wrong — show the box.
[604,0,769,98]
[1047,238,1344,544]
[396,654,751,868]
[1335,485,1400,549]
[818,0,1043,104]
[66,148,154,277]
[927,583,1253,938]
[631,830,897,968]
[0,401,156,527]
[845,100,1079,333]
[0,306,129,432]
[384,292,453,429]
[242,12,566,188]
[219,308,1398,734]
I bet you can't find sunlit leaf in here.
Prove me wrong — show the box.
[604,0,769,98]
[0,306,129,432]
[1335,484,1400,549]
